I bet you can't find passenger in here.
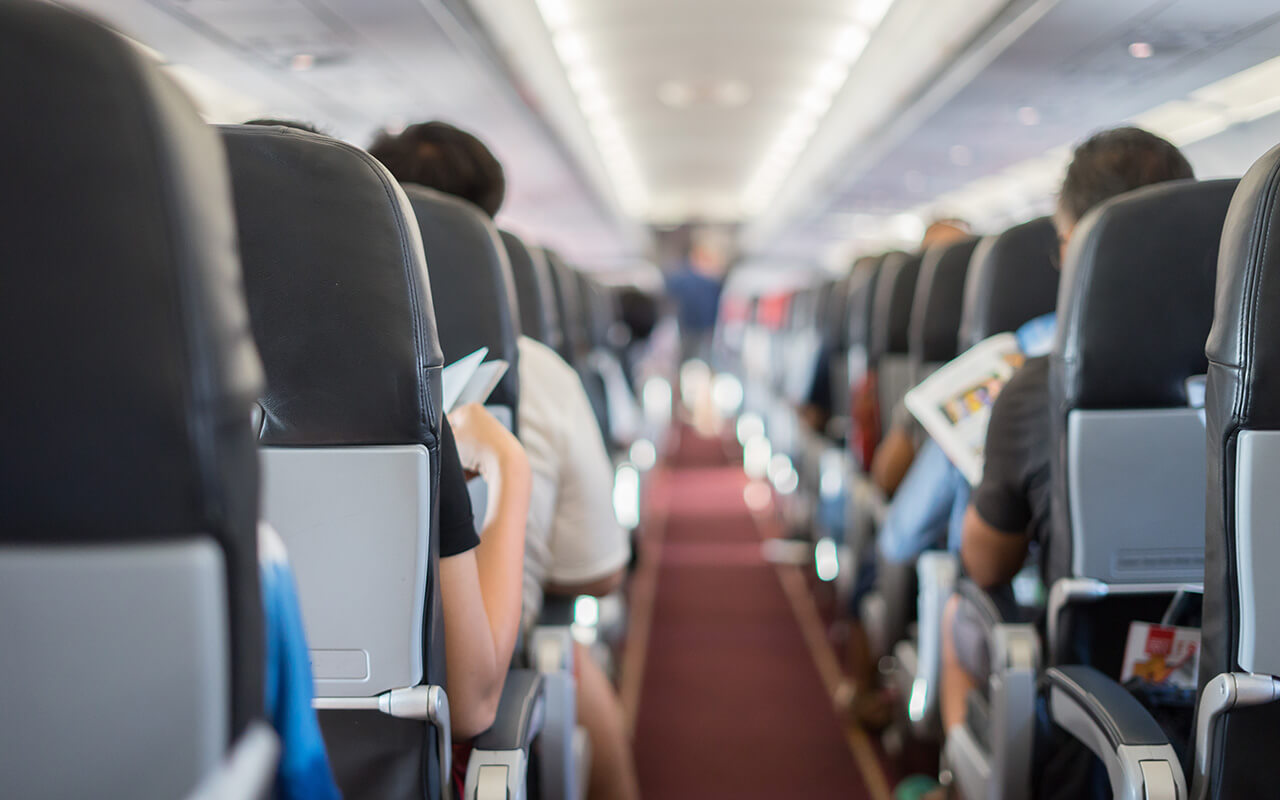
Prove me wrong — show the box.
[938,127,1195,738]
[245,118,532,747]
[370,121,640,800]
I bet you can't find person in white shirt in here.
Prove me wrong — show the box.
[371,120,640,800]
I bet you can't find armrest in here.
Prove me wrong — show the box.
[467,670,547,800]
[472,669,546,753]
[538,594,577,627]
[185,722,279,800]
[1044,666,1186,800]
[907,551,959,733]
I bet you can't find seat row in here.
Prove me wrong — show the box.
[0,4,649,799]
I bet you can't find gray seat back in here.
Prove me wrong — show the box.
[958,217,1060,350]
[1049,179,1237,589]
[0,4,265,797]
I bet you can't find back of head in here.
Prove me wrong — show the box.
[1057,126,1194,228]
[369,121,506,217]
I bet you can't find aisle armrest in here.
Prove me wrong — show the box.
[185,722,279,800]
[466,670,547,800]
[1044,666,1186,800]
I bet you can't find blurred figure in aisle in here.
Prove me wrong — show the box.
[665,225,728,364]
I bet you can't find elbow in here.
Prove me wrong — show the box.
[451,679,505,740]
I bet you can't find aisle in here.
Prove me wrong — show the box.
[626,429,886,800]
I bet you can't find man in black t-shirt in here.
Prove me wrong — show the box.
[938,127,1195,736]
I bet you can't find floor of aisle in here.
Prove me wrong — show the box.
[625,427,891,800]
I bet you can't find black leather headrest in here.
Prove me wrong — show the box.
[220,124,443,447]
[403,185,521,417]
[502,231,562,351]
[0,2,263,734]
[871,251,924,359]
[910,237,980,363]
[958,217,1060,349]
[575,271,610,350]
[1207,145,1280,433]
[1052,179,1237,410]
[545,250,585,363]
[846,254,888,358]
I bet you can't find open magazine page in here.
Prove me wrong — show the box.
[441,347,488,412]
[904,332,1024,485]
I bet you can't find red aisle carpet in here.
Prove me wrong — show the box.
[631,429,875,799]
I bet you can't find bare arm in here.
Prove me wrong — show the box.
[870,424,916,497]
[440,404,531,738]
[959,505,1030,590]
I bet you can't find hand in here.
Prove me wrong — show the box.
[448,403,527,483]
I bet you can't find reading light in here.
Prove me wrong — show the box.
[1128,41,1154,59]
[289,53,314,71]
[658,79,695,109]
[1017,106,1040,126]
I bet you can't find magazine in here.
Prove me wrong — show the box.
[1119,622,1200,689]
[441,347,510,412]
[903,333,1024,485]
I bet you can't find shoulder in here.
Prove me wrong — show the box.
[518,336,574,378]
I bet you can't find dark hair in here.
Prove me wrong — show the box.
[368,121,506,217]
[1057,126,1194,226]
[618,287,659,342]
[243,118,323,135]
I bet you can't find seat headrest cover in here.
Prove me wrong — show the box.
[0,2,265,735]
[546,250,585,362]
[1,2,263,543]
[502,230,561,350]
[871,251,924,359]
[1207,144,1280,432]
[846,254,888,357]
[1052,179,1237,410]
[220,125,443,446]
[910,237,980,362]
[403,185,521,415]
[958,217,1060,349]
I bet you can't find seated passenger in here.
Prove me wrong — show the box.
[370,121,639,800]
[877,311,1057,565]
[939,126,1195,735]
[440,405,532,739]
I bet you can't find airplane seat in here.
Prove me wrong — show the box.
[858,251,925,664]
[957,216,1061,351]
[889,221,1059,744]
[870,236,978,740]
[0,4,276,798]
[403,185,521,432]
[503,231,563,352]
[869,251,925,432]
[910,237,981,379]
[405,182,581,800]
[220,123,545,800]
[573,272,614,438]
[946,178,1237,800]
[545,249,587,366]
[1194,143,1280,800]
